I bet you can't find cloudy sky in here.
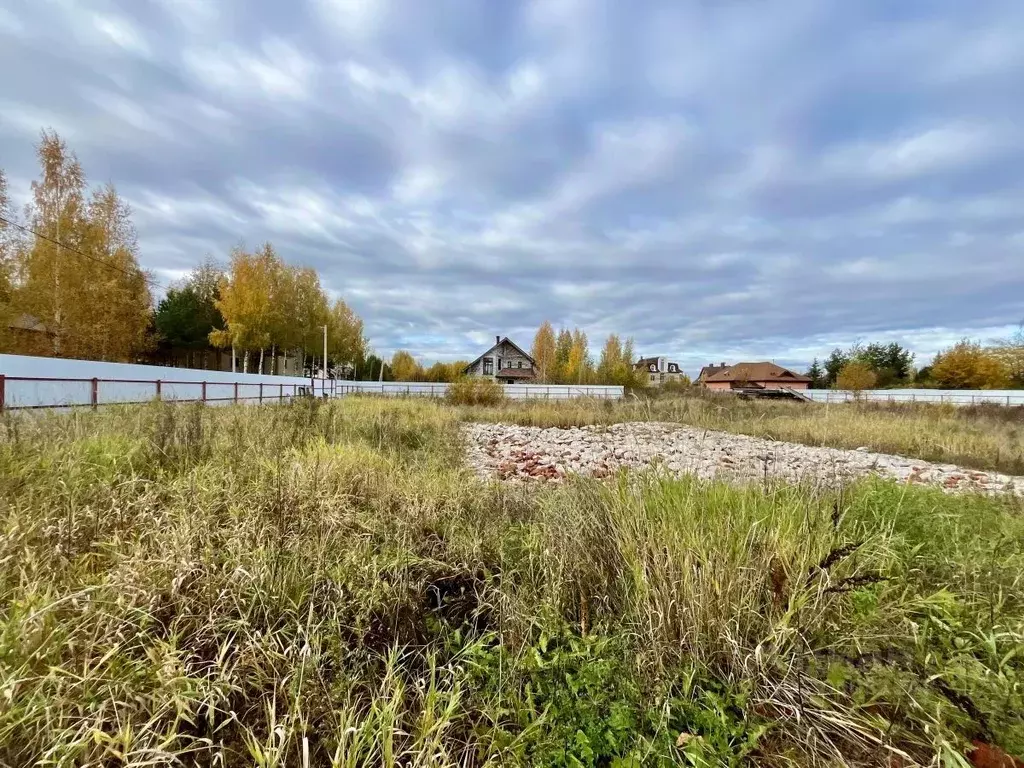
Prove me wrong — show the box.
[2,0,1023,374]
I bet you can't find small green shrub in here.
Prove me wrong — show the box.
[446,377,506,406]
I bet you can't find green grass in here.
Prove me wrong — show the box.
[460,394,1024,475]
[1,398,1023,766]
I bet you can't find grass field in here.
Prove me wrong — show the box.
[462,394,1024,476]
[2,398,1023,766]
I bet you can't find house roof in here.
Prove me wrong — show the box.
[697,364,729,381]
[8,314,52,335]
[703,362,811,384]
[495,367,536,379]
[464,336,535,371]
[633,356,681,371]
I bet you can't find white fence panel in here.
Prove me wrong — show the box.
[0,353,324,409]
[804,388,1024,406]
[1,354,625,409]
[336,382,624,400]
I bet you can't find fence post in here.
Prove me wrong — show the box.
[233,382,239,404]
[280,383,284,403]
[91,378,98,410]
[0,374,4,413]
[201,381,207,403]
[155,379,162,401]
[259,383,263,404]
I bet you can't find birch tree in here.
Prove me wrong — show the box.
[0,169,14,347]
[211,245,279,372]
[391,350,420,382]
[554,328,573,384]
[18,130,88,356]
[79,183,152,361]
[327,297,366,374]
[565,328,591,384]
[531,321,556,383]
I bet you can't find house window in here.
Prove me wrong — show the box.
[483,359,493,375]
[650,373,657,382]
[517,361,522,368]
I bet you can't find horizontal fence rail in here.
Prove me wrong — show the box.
[804,388,1024,406]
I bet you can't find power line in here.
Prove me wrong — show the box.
[0,213,167,291]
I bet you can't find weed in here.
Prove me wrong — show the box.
[0,399,1022,766]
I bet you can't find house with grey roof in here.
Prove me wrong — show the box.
[464,336,536,384]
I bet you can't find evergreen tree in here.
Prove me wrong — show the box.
[806,358,825,388]
[823,347,849,387]
[154,261,225,368]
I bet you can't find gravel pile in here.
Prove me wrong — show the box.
[463,422,1024,496]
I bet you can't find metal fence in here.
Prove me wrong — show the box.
[804,388,1024,406]
[0,372,624,411]
[0,373,337,411]
[335,382,624,400]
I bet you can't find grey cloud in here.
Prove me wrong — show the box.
[1,0,1023,374]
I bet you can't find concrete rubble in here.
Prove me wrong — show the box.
[462,422,1024,496]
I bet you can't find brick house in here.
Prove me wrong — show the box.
[696,362,729,385]
[634,356,685,386]
[700,361,811,391]
[464,336,536,384]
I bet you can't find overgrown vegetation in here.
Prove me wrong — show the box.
[1,398,1023,766]
[445,376,506,406]
[463,394,1024,475]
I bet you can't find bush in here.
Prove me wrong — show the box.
[657,377,694,395]
[445,376,507,406]
[837,360,877,394]
[932,340,1010,389]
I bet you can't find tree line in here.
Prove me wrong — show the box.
[381,322,656,387]
[806,333,1024,391]
[531,321,651,387]
[0,130,368,377]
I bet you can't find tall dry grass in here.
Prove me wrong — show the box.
[1,398,1022,766]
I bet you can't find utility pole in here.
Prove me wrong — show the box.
[322,325,328,382]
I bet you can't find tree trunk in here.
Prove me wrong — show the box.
[231,343,237,373]
[52,206,62,357]
[259,347,264,374]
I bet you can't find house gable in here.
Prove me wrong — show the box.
[464,337,535,375]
